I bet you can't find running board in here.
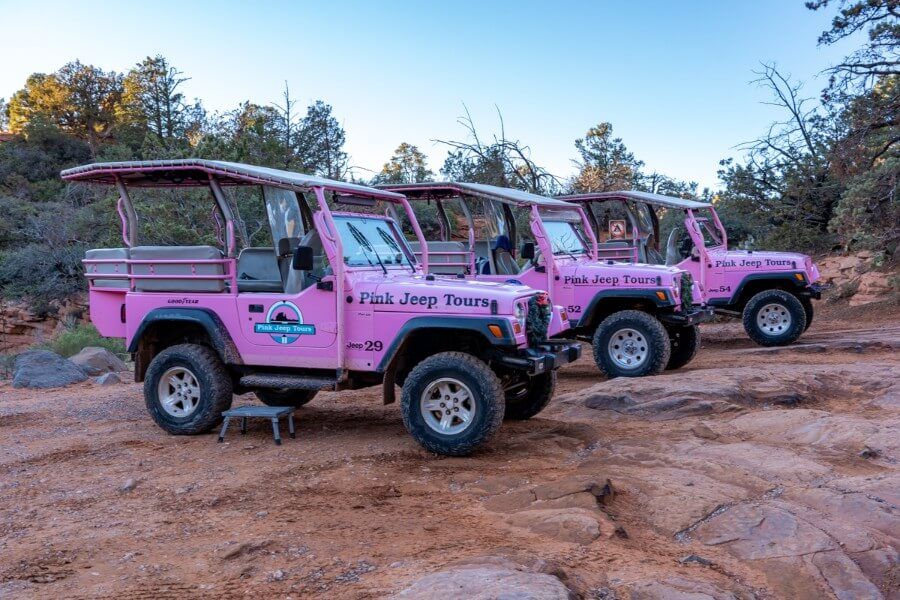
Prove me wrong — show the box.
[239,374,338,391]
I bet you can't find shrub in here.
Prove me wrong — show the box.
[44,323,125,358]
[0,354,15,380]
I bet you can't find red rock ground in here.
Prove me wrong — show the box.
[1,302,898,599]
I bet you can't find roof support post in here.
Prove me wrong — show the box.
[313,186,347,377]
[573,205,599,261]
[207,175,236,257]
[398,194,429,274]
[114,176,138,247]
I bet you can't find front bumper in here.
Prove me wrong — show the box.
[802,283,823,300]
[658,306,716,326]
[496,340,582,375]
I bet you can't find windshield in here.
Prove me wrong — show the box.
[543,220,589,256]
[263,186,304,244]
[332,215,415,268]
[695,209,724,247]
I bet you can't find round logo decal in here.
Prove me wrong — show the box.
[253,300,316,344]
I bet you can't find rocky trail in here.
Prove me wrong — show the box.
[0,307,898,599]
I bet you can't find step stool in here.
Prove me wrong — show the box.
[218,405,296,445]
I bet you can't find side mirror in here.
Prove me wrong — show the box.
[292,245,314,271]
[520,242,536,260]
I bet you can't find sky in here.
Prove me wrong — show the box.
[0,1,863,190]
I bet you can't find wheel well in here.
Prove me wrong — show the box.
[580,298,658,332]
[133,321,214,382]
[387,328,490,388]
[732,279,798,310]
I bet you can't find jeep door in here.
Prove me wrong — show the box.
[235,187,338,359]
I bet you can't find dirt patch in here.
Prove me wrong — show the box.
[0,310,898,598]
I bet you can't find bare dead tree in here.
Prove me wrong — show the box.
[434,105,561,195]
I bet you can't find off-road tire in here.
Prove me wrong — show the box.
[800,297,814,331]
[256,389,317,408]
[144,344,233,435]
[504,371,556,420]
[401,352,505,456]
[666,325,701,370]
[742,289,806,346]
[592,310,671,378]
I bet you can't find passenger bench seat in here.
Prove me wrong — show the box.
[130,245,225,292]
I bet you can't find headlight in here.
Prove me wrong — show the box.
[514,301,527,327]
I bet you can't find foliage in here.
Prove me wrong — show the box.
[372,143,433,184]
[42,322,126,358]
[0,97,8,130]
[571,122,644,192]
[807,0,899,91]
[0,57,356,305]
[7,61,123,155]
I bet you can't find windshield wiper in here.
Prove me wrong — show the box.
[554,232,581,261]
[347,222,387,275]
[344,222,375,268]
[376,227,415,273]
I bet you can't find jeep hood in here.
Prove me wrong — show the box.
[710,248,816,275]
[571,261,685,289]
[349,271,540,315]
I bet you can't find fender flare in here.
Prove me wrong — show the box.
[711,272,810,307]
[576,289,675,328]
[127,307,243,365]
[376,316,515,373]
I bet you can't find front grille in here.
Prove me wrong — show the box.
[680,273,695,309]
[526,294,551,346]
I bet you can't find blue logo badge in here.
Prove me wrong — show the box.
[254,300,315,344]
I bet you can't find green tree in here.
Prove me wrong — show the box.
[297,100,348,179]
[571,122,644,192]
[807,1,899,251]
[119,55,193,143]
[7,61,123,155]
[373,142,433,184]
[807,0,899,92]
[0,97,8,130]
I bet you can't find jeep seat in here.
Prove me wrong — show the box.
[409,240,468,274]
[130,245,225,292]
[474,241,494,274]
[284,232,330,294]
[84,248,131,289]
[237,247,283,292]
[492,236,518,275]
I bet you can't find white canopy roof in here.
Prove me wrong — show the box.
[382,181,575,208]
[558,190,711,210]
[62,159,404,200]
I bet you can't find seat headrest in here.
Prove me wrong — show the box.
[492,235,513,252]
[277,237,300,257]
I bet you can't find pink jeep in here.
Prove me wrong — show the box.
[382,183,712,378]
[558,191,823,346]
[67,160,580,456]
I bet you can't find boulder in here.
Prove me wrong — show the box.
[95,372,122,386]
[391,557,572,599]
[12,350,87,389]
[627,577,740,600]
[505,508,604,544]
[850,271,895,307]
[70,346,127,375]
